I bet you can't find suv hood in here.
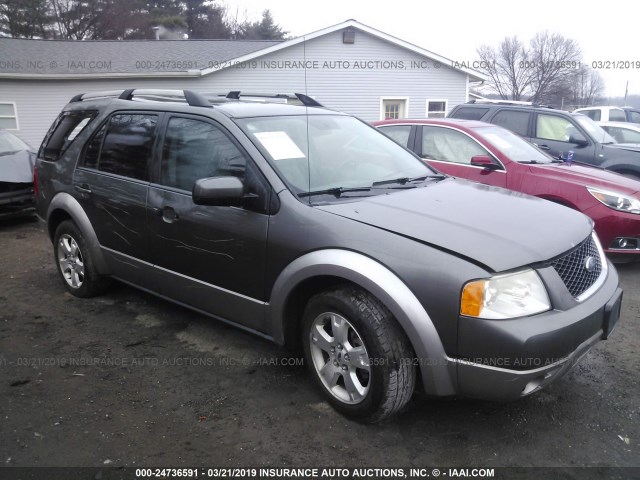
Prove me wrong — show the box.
[529,163,640,195]
[318,178,592,272]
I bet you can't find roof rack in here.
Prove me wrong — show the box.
[221,91,324,107]
[69,89,212,108]
[467,99,553,109]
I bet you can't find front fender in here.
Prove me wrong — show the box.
[47,192,110,274]
[268,249,457,396]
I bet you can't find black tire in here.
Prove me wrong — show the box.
[53,220,110,298]
[302,286,415,423]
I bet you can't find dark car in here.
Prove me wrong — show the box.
[35,89,622,422]
[374,118,640,260]
[449,101,640,179]
[0,130,35,218]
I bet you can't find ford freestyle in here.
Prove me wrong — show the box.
[35,90,622,422]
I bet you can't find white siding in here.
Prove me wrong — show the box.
[0,29,470,147]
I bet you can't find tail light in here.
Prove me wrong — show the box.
[33,165,39,196]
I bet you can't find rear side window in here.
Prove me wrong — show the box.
[450,107,488,120]
[492,110,530,137]
[609,109,627,122]
[38,110,96,161]
[378,125,412,147]
[81,113,157,181]
[582,110,601,121]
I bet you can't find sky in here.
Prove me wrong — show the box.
[227,0,639,98]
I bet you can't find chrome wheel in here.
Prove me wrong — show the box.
[309,312,371,404]
[57,234,85,289]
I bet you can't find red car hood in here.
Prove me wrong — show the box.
[528,163,640,195]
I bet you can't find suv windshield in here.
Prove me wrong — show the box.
[237,115,435,197]
[475,126,554,164]
[574,115,616,144]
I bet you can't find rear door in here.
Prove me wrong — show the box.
[416,125,506,187]
[73,111,159,287]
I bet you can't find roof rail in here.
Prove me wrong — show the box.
[220,91,324,107]
[468,99,553,108]
[69,89,212,108]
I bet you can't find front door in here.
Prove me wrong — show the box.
[147,115,270,332]
[531,112,596,163]
[418,125,507,187]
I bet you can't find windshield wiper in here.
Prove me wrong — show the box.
[298,186,372,198]
[372,174,446,187]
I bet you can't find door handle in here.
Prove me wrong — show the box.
[537,144,550,150]
[153,206,179,223]
[74,184,92,194]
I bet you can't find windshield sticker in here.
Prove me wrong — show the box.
[484,133,512,151]
[254,131,306,160]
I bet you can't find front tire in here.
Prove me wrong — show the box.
[302,287,415,422]
[53,220,109,298]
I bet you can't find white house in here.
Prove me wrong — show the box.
[0,19,485,147]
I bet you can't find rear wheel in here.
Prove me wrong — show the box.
[53,220,109,297]
[302,287,415,422]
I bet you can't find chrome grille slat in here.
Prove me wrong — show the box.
[552,235,602,298]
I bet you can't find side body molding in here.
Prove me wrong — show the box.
[268,249,457,396]
[47,192,110,274]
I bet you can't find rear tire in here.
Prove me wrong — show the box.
[302,286,415,423]
[53,220,110,298]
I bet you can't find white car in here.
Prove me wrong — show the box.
[574,106,640,124]
[599,121,640,144]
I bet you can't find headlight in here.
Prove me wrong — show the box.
[587,187,640,214]
[461,269,550,319]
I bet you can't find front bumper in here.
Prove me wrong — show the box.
[586,203,640,257]
[0,187,35,218]
[452,267,622,400]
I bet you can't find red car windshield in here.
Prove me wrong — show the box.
[475,126,554,164]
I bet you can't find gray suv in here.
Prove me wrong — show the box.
[449,101,640,179]
[35,89,622,422]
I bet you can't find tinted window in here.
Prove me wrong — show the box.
[609,109,627,122]
[450,107,488,120]
[82,123,107,169]
[492,110,530,137]
[421,126,487,164]
[161,117,246,191]
[97,114,157,180]
[39,110,96,160]
[378,125,411,147]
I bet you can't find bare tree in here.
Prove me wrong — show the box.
[528,32,582,104]
[477,36,532,100]
[569,65,605,107]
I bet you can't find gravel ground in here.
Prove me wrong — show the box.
[0,216,638,473]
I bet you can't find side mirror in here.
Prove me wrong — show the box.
[470,155,500,170]
[568,134,589,147]
[192,176,244,206]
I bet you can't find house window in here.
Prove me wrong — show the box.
[0,102,18,130]
[426,100,447,118]
[381,98,408,120]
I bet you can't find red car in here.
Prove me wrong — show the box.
[374,118,640,260]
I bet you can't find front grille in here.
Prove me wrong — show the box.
[551,235,603,298]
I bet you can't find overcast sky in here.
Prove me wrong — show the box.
[228,0,639,98]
